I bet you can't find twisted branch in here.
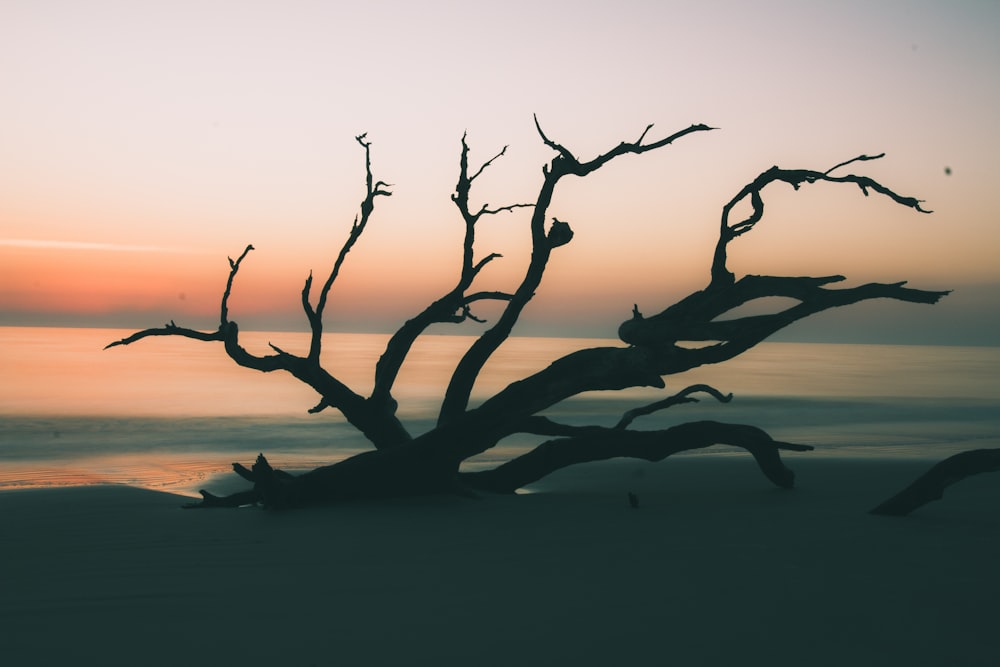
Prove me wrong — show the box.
[437,119,715,425]
[221,244,254,326]
[304,133,392,362]
[535,115,716,178]
[615,384,733,429]
[870,449,1000,516]
[711,154,931,286]
[105,242,255,350]
[369,133,532,413]
[461,420,813,494]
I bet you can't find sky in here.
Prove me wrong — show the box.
[1,0,998,344]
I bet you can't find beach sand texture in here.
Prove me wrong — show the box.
[3,456,997,666]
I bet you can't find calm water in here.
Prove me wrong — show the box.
[2,326,998,494]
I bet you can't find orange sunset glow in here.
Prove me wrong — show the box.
[4,7,1000,665]
[1,1,998,344]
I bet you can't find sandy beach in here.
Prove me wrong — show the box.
[2,455,998,666]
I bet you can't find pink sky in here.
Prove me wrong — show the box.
[2,1,998,344]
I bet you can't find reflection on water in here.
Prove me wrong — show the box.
[2,326,999,492]
[1,327,623,417]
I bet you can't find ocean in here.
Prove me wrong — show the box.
[2,326,998,495]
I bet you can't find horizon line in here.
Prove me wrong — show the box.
[0,239,210,254]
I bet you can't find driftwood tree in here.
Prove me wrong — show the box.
[107,120,948,509]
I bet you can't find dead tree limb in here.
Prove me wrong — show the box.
[104,243,255,350]
[461,421,813,494]
[615,384,733,429]
[303,133,392,363]
[711,154,931,286]
[870,449,1000,516]
[370,133,532,417]
[105,139,412,449]
[437,120,716,424]
[618,153,947,351]
[618,277,948,351]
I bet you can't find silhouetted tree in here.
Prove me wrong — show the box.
[107,120,948,509]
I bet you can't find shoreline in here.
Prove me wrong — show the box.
[3,456,998,665]
[0,446,983,497]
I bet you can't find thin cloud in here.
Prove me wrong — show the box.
[0,239,207,253]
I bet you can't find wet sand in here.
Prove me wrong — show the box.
[2,455,998,666]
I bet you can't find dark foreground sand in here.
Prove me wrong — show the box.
[2,455,998,666]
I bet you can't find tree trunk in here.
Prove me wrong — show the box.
[184,421,812,508]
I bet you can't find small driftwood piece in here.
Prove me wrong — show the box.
[870,448,1000,516]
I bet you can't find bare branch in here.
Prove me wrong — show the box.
[534,115,716,178]
[268,342,293,356]
[444,292,516,325]
[470,252,502,277]
[106,260,411,447]
[106,244,254,350]
[871,449,1000,516]
[533,114,578,166]
[438,120,714,425]
[306,135,391,361]
[453,136,533,227]
[415,276,948,465]
[308,398,330,414]
[615,384,733,429]
[463,290,515,304]
[104,322,223,349]
[459,305,486,324]
[636,123,654,145]
[825,152,885,175]
[461,421,813,494]
[620,276,950,349]
[469,144,508,182]
[711,157,932,286]
[301,270,315,320]
[479,202,534,217]
[221,244,254,326]
[369,134,530,413]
